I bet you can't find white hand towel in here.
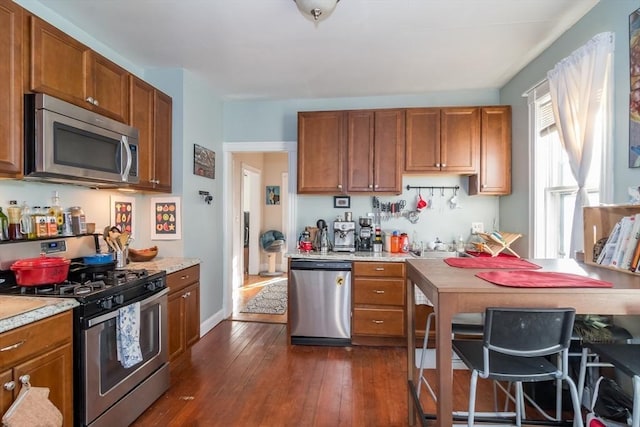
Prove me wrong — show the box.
[116,302,143,368]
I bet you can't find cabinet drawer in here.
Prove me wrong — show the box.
[354,278,405,305]
[353,262,404,278]
[353,307,406,337]
[0,311,72,370]
[167,264,200,294]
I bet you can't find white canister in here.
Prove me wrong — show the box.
[383,232,392,252]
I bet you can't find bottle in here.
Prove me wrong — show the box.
[373,226,383,253]
[43,206,57,237]
[0,208,8,241]
[20,202,34,239]
[32,206,49,238]
[390,231,400,253]
[456,235,465,253]
[49,191,64,235]
[7,200,23,240]
[400,233,410,253]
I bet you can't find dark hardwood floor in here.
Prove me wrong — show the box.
[132,321,515,427]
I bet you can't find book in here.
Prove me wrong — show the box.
[609,216,634,267]
[597,221,621,265]
[621,213,640,270]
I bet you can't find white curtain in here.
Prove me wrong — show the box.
[547,32,614,258]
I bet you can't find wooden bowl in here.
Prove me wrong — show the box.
[128,246,158,262]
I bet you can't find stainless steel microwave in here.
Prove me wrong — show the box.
[24,93,139,187]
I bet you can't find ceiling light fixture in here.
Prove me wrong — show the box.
[293,0,340,22]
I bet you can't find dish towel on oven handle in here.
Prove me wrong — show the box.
[116,302,143,368]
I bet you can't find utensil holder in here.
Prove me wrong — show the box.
[114,249,128,268]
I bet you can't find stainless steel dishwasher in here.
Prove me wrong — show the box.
[289,259,352,346]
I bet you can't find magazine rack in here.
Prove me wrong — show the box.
[475,232,522,258]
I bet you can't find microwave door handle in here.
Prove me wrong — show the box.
[121,135,132,181]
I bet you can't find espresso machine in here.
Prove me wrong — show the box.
[357,217,373,251]
[332,220,356,252]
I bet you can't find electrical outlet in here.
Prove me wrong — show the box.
[471,222,484,234]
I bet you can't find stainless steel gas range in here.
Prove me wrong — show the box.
[0,235,169,427]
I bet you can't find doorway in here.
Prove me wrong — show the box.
[242,165,261,276]
[222,141,297,323]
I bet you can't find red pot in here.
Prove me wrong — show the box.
[10,255,71,286]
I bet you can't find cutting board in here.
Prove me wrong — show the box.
[0,297,50,320]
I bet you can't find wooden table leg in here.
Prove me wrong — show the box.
[435,299,454,427]
[407,278,416,425]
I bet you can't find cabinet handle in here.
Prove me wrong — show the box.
[337,184,342,190]
[441,163,447,168]
[374,184,379,189]
[372,320,384,324]
[3,381,15,391]
[373,290,385,294]
[368,184,373,189]
[181,274,190,280]
[0,340,25,352]
[19,375,30,385]
[374,267,384,271]
[86,96,95,104]
[93,99,99,106]
[182,293,188,299]
[435,163,440,168]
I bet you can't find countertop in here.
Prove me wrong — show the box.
[128,257,200,274]
[0,296,79,333]
[286,250,461,262]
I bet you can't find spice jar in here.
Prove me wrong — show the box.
[7,200,23,240]
[69,206,87,235]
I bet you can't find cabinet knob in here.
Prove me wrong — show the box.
[435,163,440,168]
[374,184,379,189]
[368,184,373,189]
[93,99,99,106]
[3,381,15,391]
[181,274,190,280]
[19,375,30,385]
[86,96,95,105]
[441,163,447,168]
[337,184,342,190]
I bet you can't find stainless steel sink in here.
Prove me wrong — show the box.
[410,250,471,258]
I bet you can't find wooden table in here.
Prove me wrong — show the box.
[405,258,640,427]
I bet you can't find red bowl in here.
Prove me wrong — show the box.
[11,255,71,286]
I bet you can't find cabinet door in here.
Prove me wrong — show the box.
[14,343,74,427]
[440,107,479,173]
[129,76,155,190]
[297,111,346,193]
[346,110,374,192]
[373,109,404,193]
[0,0,22,177]
[153,90,173,193]
[184,282,200,347]
[0,368,14,416]
[30,17,87,105]
[168,289,186,362]
[87,52,129,122]
[470,106,512,195]
[404,108,440,172]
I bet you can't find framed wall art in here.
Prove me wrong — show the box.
[630,9,640,167]
[150,196,182,240]
[110,195,135,237]
[333,196,350,208]
[194,144,215,179]
[266,186,280,205]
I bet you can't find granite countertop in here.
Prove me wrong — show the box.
[128,257,200,274]
[0,296,79,334]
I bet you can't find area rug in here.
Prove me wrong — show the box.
[240,279,287,315]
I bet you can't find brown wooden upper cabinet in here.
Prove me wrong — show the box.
[297,111,346,194]
[0,0,23,178]
[29,16,129,122]
[405,107,480,174]
[346,109,404,193]
[129,76,172,193]
[469,106,512,195]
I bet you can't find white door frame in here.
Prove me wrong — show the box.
[242,164,261,275]
[222,141,297,319]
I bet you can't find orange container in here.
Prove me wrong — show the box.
[390,232,400,253]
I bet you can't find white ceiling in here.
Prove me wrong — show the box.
[37,0,599,101]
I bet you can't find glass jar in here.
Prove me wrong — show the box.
[7,200,23,240]
[69,206,87,235]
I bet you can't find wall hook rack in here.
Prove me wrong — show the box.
[199,190,213,205]
[405,185,460,192]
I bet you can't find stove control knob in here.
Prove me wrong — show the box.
[114,294,124,305]
[146,281,157,292]
[100,298,113,310]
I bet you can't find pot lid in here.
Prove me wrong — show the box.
[10,254,70,269]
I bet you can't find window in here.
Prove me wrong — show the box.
[530,82,602,258]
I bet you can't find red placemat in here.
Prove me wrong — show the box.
[444,257,541,269]
[476,270,613,288]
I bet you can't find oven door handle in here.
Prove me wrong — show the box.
[87,288,169,327]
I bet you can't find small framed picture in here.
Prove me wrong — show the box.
[193,144,215,179]
[334,196,350,208]
[266,186,280,205]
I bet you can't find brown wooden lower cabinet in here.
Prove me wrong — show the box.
[0,311,74,426]
[167,264,200,362]
[351,261,406,346]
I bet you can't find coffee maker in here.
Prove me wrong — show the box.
[332,220,355,252]
[357,217,373,251]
